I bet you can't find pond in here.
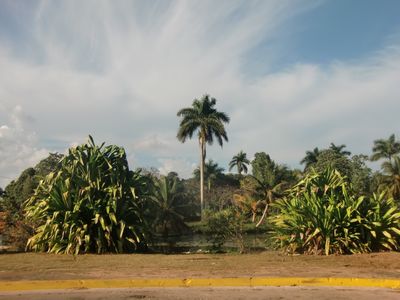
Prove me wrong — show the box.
[150,232,272,253]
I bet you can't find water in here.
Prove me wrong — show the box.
[151,232,270,253]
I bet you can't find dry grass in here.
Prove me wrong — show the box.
[1,251,400,281]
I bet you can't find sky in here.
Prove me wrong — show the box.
[0,0,400,187]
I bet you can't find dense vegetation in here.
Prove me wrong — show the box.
[25,137,148,254]
[0,95,399,255]
[271,169,400,255]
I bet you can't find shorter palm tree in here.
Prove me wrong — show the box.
[300,147,320,170]
[380,156,400,200]
[149,176,188,238]
[329,143,351,156]
[229,151,250,176]
[194,160,224,192]
[371,134,400,162]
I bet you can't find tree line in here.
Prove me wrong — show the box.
[0,94,399,255]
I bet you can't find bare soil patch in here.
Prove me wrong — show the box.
[1,251,400,281]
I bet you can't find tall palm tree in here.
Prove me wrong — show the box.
[177,95,230,219]
[329,143,351,156]
[229,151,250,176]
[300,147,320,170]
[371,134,400,162]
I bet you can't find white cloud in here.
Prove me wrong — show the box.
[158,158,196,179]
[0,0,399,182]
[133,135,171,154]
[0,106,49,187]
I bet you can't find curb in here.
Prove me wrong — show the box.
[1,277,400,291]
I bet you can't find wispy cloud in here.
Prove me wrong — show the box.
[0,0,399,184]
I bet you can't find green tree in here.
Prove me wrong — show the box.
[380,156,400,200]
[329,143,351,156]
[194,159,224,192]
[177,95,230,219]
[149,176,189,238]
[350,154,372,197]
[250,152,294,226]
[0,153,63,218]
[229,151,250,176]
[300,147,320,170]
[313,149,353,179]
[0,153,63,249]
[25,136,148,254]
[371,134,400,162]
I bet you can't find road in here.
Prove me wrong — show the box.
[1,287,400,300]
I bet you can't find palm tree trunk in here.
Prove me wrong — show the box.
[199,137,205,220]
[256,203,269,227]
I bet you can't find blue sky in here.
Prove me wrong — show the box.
[0,0,400,186]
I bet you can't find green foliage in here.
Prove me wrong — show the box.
[149,175,189,237]
[177,95,230,146]
[301,145,372,197]
[204,207,246,253]
[251,152,294,202]
[25,136,148,254]
[0,153,63,218]
[1,168,36,218]
[270,169,400,255]
[379,156,400,200]
[0,153,63,249]
[350,154,372,196]
[313,149,353,179]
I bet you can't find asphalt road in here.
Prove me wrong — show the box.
[1,287,400,300]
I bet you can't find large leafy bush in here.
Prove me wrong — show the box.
[205,207,246,253]
[271,168,400,255]
[25,136,148,254]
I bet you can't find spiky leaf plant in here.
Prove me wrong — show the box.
[25,136,148,254]
[270,168,400,255]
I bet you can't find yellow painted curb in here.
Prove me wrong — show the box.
[0,277,400,292]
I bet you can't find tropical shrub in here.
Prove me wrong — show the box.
[204,207,246,253]
[25,136,148,254]
[149,175,189,238]
[270,168,400,255]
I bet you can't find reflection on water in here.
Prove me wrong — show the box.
[151,233,269,253]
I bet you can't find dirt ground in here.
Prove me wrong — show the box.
[1,251,400,281]
[1,287,400,300]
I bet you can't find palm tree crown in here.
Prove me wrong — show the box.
[381,156,400,200]
[371,134,400,162]
[329,143,351,156]
[300,147,320,170]
[229,151,250,175]
[194,159,224,192]
[177,95,229,146]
